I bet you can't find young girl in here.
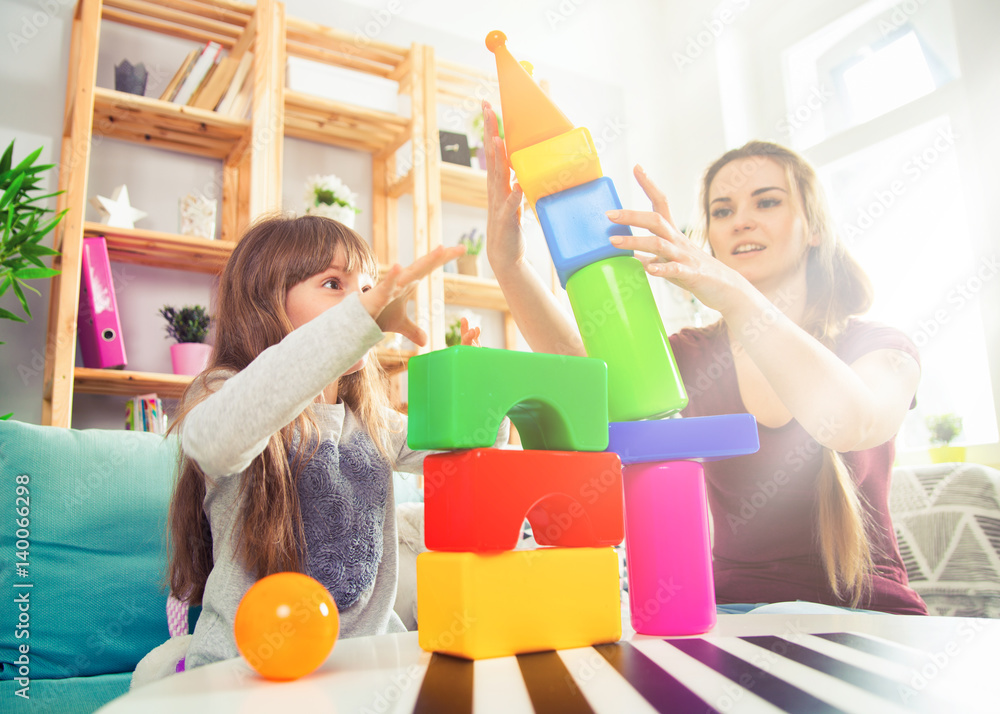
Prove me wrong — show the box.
[133,214,499,686]
[482,100,927,615]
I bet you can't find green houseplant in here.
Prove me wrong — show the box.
[445,317,463,347]
[0,141,66,418]
[159,304,212,376]
[457,228,484,277]
[926,412,965,463]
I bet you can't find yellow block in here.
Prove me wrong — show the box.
[417,547,621,660]
[509,127,603,206]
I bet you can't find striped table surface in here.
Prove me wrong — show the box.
[104,614,999,714]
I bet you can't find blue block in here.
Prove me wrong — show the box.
[536,177,634,288]
[606,414,760,464]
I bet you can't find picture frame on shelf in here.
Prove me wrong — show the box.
[439,131,472,167]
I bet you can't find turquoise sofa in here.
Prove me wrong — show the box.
[0,419,425,713]
[0,420,182,713]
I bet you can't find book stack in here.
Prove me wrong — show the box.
[126,393,167,434]
[159,41,254,117]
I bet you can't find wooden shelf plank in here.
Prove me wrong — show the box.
[440,163,487,208]
[93,87,249,159]
[74,348,413,400]
[284,90,408,153]
[74,367,192,399]
[443,274,508,311]
[84,222,233,274]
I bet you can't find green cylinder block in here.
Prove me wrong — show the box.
[566,256,687,421]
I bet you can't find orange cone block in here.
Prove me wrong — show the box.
[486,30,575,155]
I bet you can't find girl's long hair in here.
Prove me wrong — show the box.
[693,141,876,607]
[167,214,395,605]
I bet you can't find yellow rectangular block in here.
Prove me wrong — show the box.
[417,547,621,660]
[509,127,603,206]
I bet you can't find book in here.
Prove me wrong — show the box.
[126,393,166,433]
[159,48,199,102]
[217,51,253,115]
[78,236,127,369]
[186,58,220,107]
[172,41,222,105]
[229,76,254,119]
[191,54,240,111]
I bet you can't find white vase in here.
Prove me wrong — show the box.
[306,203,356,229]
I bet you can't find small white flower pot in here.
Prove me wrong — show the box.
[306,203,356,230]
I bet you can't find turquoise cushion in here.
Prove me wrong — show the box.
[0,671,131,713]
[0,421,179,680]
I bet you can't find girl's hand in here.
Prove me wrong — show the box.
[361,245,466,346]
[606,165,754,316]
[459,316,481,346]
[483,100,526,275]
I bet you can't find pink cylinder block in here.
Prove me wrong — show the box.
[623,460,716,635]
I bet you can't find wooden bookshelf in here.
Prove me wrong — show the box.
[43,0,533,427]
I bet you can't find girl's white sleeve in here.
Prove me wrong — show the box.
[182,293,384,477]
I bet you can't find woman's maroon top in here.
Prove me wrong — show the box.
[669,319,928,615]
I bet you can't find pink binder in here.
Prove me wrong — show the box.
[78,236,127,369]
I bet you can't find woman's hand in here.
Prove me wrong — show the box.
[607,165,755,318]
[459,317,481,346]
[361,245,466,346]
[483,100,526,275]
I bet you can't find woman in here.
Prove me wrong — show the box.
[482,100,926,615]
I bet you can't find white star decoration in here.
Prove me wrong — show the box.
[89,185,148,229]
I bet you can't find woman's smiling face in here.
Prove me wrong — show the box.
[707,156,818,293]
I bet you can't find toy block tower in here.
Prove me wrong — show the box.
[409,347,624,659]
[487,30,686,423]
[485,32,761,637]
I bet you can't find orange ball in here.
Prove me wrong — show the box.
[234,572,339,681]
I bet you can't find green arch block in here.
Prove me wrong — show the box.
[406,346,609,451]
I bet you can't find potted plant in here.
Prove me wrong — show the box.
[159,304,212,376]
[303,173,361,229]
[926,413,965,463]
[0,140,66,418]
[456,229,484,277]
[445,317,463,347]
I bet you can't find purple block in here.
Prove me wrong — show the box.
[536,177,633,288]
[606,414,759,464]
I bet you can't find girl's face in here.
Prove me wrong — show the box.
[706,156,818,293]
[285,248,375,375]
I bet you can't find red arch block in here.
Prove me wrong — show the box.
[424,448,624,552]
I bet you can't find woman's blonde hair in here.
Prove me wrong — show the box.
[167,214,395,605]
[694,141,876,607]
